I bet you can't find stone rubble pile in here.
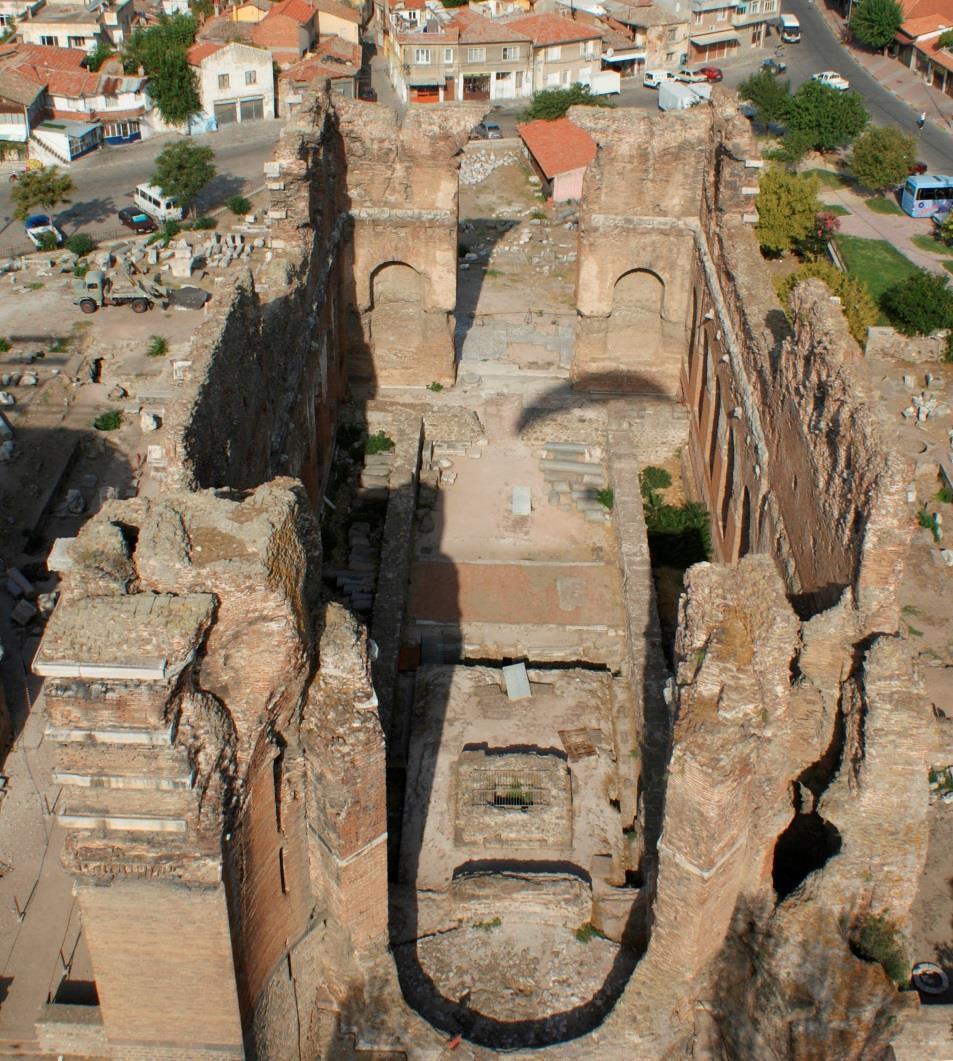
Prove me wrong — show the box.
[901,374,951,422]
[328,448,396,613]
[539,442,610,523]
[459,149,519,186]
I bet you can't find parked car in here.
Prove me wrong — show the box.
[470,120,502,140]
[761,57,786,75]
[118,206,157,234]
[811,70,850,91]
[675,67,707,84]
[358,84,377,102]
[24,214,63,249]
[643,69,678,89]
[698,66,724,82]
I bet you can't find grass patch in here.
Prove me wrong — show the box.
[803,167,851,189]
[905,623,924,637]
[365,430,395,455]
[93,409,122,431]
[530,209,547,220]
[910,233,952,256]
[147,335,169,358]
[427,381,443,392]
[823,203,850,216]
[943,261,953,276]
[484,267,504,277]
[597,487,614,510]
[835,235,920,310]
[866,196,904,215]
[574,922,606,944]
[901,604,922,616]
[26,281,43,291]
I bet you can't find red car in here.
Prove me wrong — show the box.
[698,66,724,82]
[909,161,928,175]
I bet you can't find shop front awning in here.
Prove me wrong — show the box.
[690,30,740,45]
[603,50,644,62]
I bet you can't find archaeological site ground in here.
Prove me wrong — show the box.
[0,86,951,1060]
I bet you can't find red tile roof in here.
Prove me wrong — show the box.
[923,33,953,70]
[264,0,317,23]
[186,41,227,63]
[896,0,953,38]
[505,12,602,46]
[312,0,361,23]
[449,8,530,43]
[517,116,596,178]
[0,42,88,71]
[279,34,360,77]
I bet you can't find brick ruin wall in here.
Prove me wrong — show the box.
[29,91,936,1059]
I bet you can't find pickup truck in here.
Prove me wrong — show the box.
[811,70,850,91]
[73,269,169,315]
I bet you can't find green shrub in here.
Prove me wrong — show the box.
[473,917,501,931]
[640,466,673,496]
[49,337,68,353]
[65,232,96,257]
[937,485,953,504]
[574,922,606,944]
[189,215,216,230]
[93,409,122,431]
[851,912,908,985]
[530,209,547,220]
[882,269,953,336]
[226,194,252,215]
[147,335,169,358]
[73,260,90,278]
[36,230,60,252]
[147,219,182,246]
[918,506,941,543]
[0,338,9,353]
[365,430,395,455]
[597,487,614,510]
[427,381,444,392]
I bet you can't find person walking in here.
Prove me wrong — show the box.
[917,111,927,129]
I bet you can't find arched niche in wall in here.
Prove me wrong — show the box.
[606,268,666,366]
[368,260,425,363]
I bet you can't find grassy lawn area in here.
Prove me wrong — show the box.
[823,204,851,216]
[944,261,953,276]
[803,167,851,189]
[866,196,904,215]
[835,235,920,312]
[911,232,951,256]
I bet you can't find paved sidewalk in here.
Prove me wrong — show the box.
[817,0,953,131]
[819,183,950,273]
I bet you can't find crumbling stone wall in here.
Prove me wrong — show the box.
[34,483,388,1059]
[160,94,350,504]
[335,100,484,390]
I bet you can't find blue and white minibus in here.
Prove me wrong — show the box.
[900,174,953,218]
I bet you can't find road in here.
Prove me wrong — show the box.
[0,118,284,255]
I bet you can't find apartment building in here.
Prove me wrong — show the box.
[389,6,532,102]
[187,40,274,128]
[688,0,778,63]
[505,12,602,91]
[17,0,135,52]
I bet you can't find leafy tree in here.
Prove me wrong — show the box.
[10,165,74,221]
[123,14,201,127]
[85,41,114,72]
[881,269,953,335]
[787,81,869,152]
[755,167,822,256]
[938,28,953,48]
[794,209,841,260]
[65,232,96,256]
[939,212,953,246]
[766,127,816,165]
[189,0,214,19]
[520,84,614,121]
[776,259,878,343]
[850,0,903,49]
[151,141,216,217]
[738,69,792,125]
[849,125,916,191]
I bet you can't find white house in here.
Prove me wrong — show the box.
[186,41,274,131]
[17,0,135,52]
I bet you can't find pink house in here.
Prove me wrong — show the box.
[517,116,597,203]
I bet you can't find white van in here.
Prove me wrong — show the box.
[779,13,801,42]
[133,183,183,223]
[643,69,678,89]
